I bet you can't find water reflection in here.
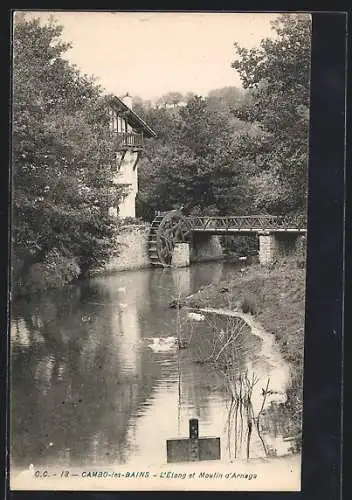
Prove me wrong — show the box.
[11,262,298,470]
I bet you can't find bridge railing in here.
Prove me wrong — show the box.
[186,215,307,231]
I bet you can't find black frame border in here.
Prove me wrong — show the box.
[1,8,347,500]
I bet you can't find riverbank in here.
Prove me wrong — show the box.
[182,257,305,439]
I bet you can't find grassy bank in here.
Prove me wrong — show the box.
[182,257,306,440]
[184,258,305,366]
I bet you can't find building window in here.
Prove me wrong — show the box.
[118,116,128,134]
[109,109,118,132]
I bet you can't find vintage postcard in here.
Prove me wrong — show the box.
[9,10,313,492]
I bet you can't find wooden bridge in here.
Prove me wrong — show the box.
[188,214,306,234]
[148,210,307,267]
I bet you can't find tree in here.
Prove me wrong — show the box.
[184,91,196,102]
[207,86,245,113]
[132,96,152,116]
[156,91,184,108]
[166,91,184,105]
[231,13,311,214]
[138,96,252,215]
[12,15,122,287]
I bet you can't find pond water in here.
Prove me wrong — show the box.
[10,262,300,471]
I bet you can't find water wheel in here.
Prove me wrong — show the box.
[148,210,192,267]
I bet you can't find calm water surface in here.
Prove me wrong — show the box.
[11,262,299,469]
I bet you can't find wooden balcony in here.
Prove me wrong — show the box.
[113,132,144,151]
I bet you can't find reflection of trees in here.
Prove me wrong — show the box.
[172,314,238,426]
[176,351,225,422]
[185,314,273,461]
[10,281,162,468]
[148,263,224,308]
[191,261,223,290]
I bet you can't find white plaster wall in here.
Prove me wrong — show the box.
[118,189,136,219]
[112,150,139,219]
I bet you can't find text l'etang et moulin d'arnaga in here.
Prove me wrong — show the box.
[39,470,258,481]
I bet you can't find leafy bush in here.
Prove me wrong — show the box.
[241,293,257,315]
[232,14,311,214]
[12,15,124,289]
[13,248,80,295]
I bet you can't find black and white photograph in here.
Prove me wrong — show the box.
[10,11,312,491]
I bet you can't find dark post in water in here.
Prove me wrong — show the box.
[166,418,220,463]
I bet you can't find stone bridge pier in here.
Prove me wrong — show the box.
[258,231,306,265]
[170,234,223,268]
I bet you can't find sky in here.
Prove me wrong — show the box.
[19,11,280,102]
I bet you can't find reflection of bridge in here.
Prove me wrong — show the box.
[148,211,307,268]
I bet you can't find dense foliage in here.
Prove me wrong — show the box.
[137,14,310,217]
[232,13,311,214]
[137,93,256,215]
[12,15,123,290]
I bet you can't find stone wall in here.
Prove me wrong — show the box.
[100,229,225,274]
[104,225,151,273]
[171,243,190,267]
